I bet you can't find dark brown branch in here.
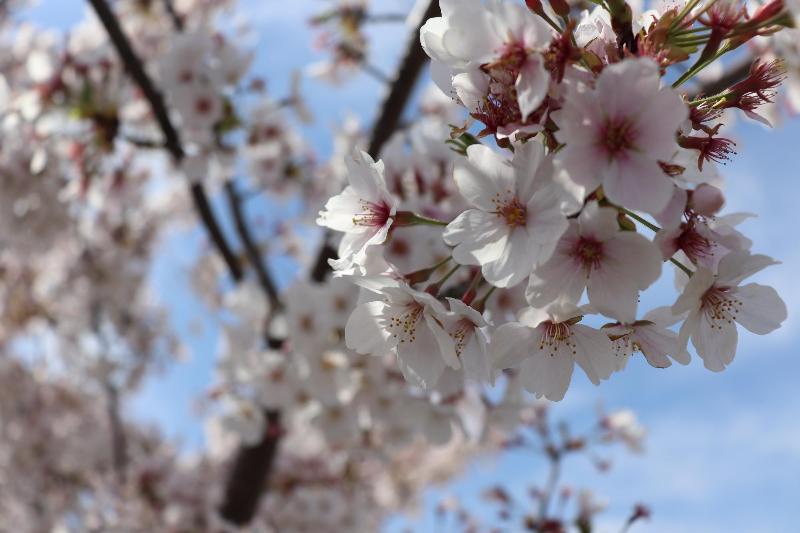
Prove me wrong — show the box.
[161,0,184,31]
[216,183,293,525]
[310,237,338,282]
[87,0,243,282]
[224,181,283,310]
[218,2,443,525]
[104,381,129,480]
[365,0,441,158]
[218,411,282,526]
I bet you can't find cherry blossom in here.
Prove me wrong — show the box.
[421,0,554,137]
[527,201,662,323]
[673,251,787,371]
[603,306,691,370]
[443,141,568,287]
[345,283,456,389]
[553,58,688,215]
[493,303,617,401]
[442,297,492,383]
[317,150,399,268]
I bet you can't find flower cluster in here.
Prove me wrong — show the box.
[0,0,797,530]
[318,0,791,403]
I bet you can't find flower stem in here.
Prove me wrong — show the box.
[474,285,497,312]
[688,92,731,106]
[670,257,694,277]
[395,211,450,227]
[426,264,461,294]
[461,268,484,305]
[619,208,694,276]
[672,44,732,88]
[669,0,703,31]
[619,207,661,233]
[406,255,452,284]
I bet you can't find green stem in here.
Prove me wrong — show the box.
[394,210,451,227]
[426,264,461,294]
[430,255,452,271]
[672,38,710,47]
[672,26,711,37]
[405,255,452,285]
[619,208,694,276]
[620,207,661,232]
[669,0,703,31]
[536,11,563,34]
[672,44,731,88]
[474,285,497,312]
[670,257,694,277]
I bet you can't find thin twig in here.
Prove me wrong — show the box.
[161,0,184,31]
[361,61,392,84]
[539,452,561,521]
[86,0,243,282]
[224,181,283,311]
[366,13,407,23]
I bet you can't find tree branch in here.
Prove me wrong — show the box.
[218,410,282,526]
[217,181,286,523]
[224,181,283,310]
[87,0,243,282]
[161,0,184,31]
[217,2,443,525]
[365,0,441,158]
[103,380,129,481]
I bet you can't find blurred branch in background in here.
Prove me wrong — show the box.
[690,56,753,98]
[217,0,443,525]
[86,0,244,282]
[224,181,283,312]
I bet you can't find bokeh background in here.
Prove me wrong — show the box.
[23,1,800,531]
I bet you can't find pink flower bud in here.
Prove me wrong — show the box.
[691,184,725,216]
[525,0,545,15]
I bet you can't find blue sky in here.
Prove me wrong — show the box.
[22,1,800,532]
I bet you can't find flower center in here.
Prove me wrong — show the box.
[195,96,214,115]
[471,43,543,135]
[299,314,315,331]
[352,199,391,228]
[573,237,604,271]
[450,319,474,357]
[387,302,423,344]
[676,222,715,264]
[701,286,742,329]
[600,117,636,157]
[502,198,528,227]
[612,333,637,358]
[492,196,528,228]
[538,320,577,357]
